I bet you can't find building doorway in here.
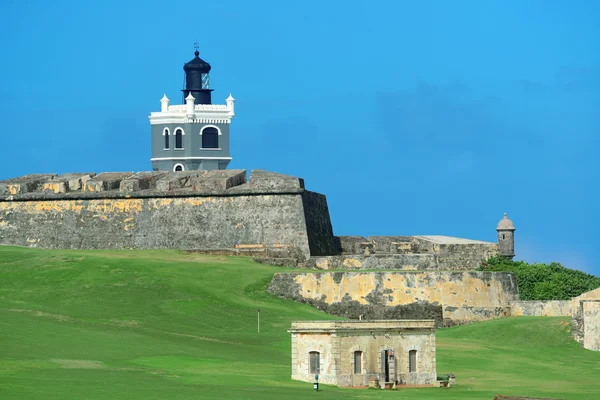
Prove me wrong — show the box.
[380,349,395,383]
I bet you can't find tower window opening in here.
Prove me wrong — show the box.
[309,351,320,374]
[164,129,170,149]
[202,73,210,89]
[502,234,506,240]
[409,350,417,373]
[202,127,219,149]
[175,129,184,149]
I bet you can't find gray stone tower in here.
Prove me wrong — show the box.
[496,213,516,259]
[149,49,235,172]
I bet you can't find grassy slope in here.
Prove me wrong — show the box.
[0,247,598,400]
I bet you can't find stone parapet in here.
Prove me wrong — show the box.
[249,169,304,190]
[0,170,310,201]
[0,174,58,195]
[335,235,498,271]
[120,172,169,192]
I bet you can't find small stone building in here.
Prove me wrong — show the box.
[289,320,437,388]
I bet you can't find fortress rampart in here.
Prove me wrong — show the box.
[0,170,337,261]
[268,271,519,327]
[306,236,498,271]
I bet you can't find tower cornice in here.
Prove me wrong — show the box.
[149,96,235,125]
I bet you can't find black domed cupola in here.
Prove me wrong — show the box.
[182,47,213,105]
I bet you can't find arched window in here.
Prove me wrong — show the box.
[353,351,362,374]
[202,127,219,149]
[175,129,184,149]
[409,350,417,373]
[163,128,170,149]
[309,351,320,374]
[173,164,184,172]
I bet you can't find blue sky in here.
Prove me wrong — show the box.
[1,0,598,274]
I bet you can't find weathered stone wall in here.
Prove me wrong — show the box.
[0,170,336,261]
[509,301,572,317]
[291,332,337,385]
[305,254,438,271]
[571,287,600,316]
[333,235,498,271]
[269,271,518,327]
[301,191,339,257]
[582,301,600,351]
[573,300,600,351]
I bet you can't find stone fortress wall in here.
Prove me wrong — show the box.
[0,170,337,261]
[509,300,573,317]
[269,271,519,327]
[1,169,520,328]
[3,169,598,347]
[306,235,499,271]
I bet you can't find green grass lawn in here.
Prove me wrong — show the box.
[0,246,598,400]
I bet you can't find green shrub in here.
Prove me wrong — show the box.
[480,257,600,300]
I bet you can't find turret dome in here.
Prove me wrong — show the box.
[183,51,211,73]
[496,213,516,231]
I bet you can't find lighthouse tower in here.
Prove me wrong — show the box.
[149,47,235,172]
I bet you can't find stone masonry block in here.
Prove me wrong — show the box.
[156,171,207,192]
[41,173,96,194]
[0,174,57,195]
[191,169,246,192]
[42,181,67,194]
[84,172,133,192]
[120,172,168,193]
[249,169,305,190]
[337,236,367,254]
[61,173,96,191]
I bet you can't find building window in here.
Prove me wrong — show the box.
[202,127,219,148]
[409,350,417,373]
[309,352,320,374]
[353,351,362,374]
[175,129,184,149]
[163,128,170,149]
[173,164,184,172]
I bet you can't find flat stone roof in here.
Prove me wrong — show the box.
[416,235,495,245]
[289,320,436,333]
[0,169,306,201]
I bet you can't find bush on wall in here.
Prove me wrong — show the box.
[480,257,600,300]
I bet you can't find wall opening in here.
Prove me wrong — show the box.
[409,350,417,373]
[202,127,219,148]
[381,350,393,382]
[353,351,362,374]
[173,164,184,172]
[175,129,183,149]
[164,128,170,149]
[309,351,320,374]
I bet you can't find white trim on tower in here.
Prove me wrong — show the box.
[151,156,232,161]
[199,125,223,135]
